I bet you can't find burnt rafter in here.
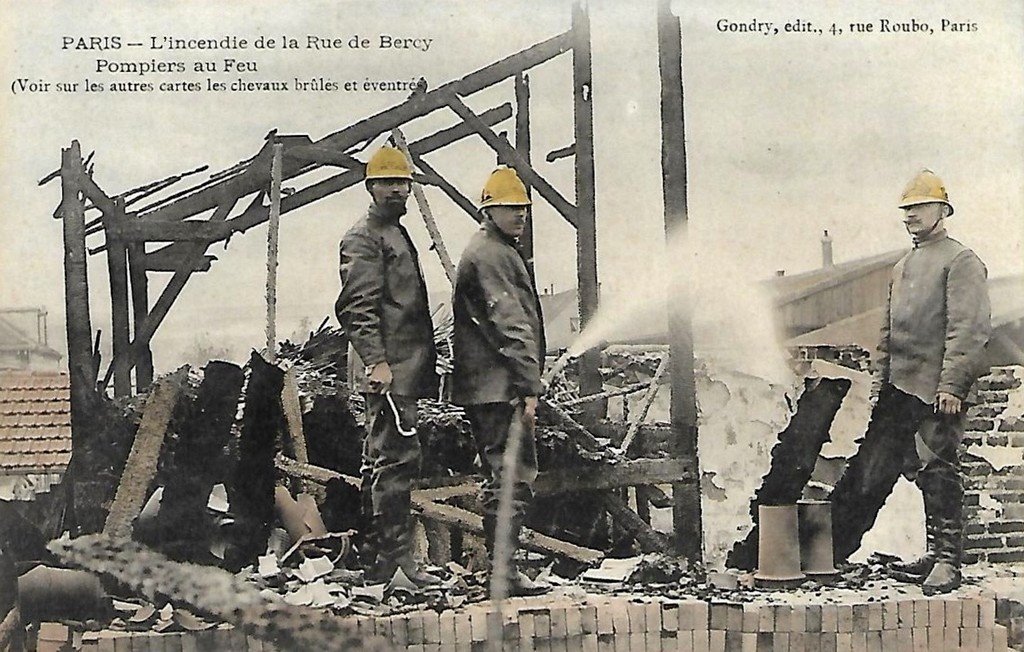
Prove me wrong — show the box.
[137,32,570,226]
[446,94,579,228]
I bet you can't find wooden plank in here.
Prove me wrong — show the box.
[281,368,308,464]
[138,34,569,225]
[78,172,117,216]
[103,198,132,398]
[144,245,215,272]
[265,144,284,361]
[60,141,97,445]
[106,220,236,242]
[410,154,481,224]
[447,94,578,227]
[126,243,154,390]
[515,72,535,270]
[658,0,701,561]
[620,355,670,453]
[540,398,601,451]
[393,127,457,284]
[179,105,508,246]
[413,499,603,564]
[103,370,186,539]
[605,493,670,553]
[572,2,603,413]
[534,456,694,495]
[274,453,359,488]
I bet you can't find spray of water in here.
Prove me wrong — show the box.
[561,229,793,386]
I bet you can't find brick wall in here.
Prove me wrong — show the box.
[963,366,1024,564]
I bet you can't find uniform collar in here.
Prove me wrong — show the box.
[913,227,948,248]
[368,202,403,224]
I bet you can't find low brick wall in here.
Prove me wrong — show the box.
[39,590,1014,651]
[964,366,1024,564]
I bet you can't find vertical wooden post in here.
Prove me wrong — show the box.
[658,0,702,561]
[265,143,284,363]
[127,241,154,391]
[104,197,132,397]
[61,141,96,440]
[515,72,535,273]
[572,1,603,409]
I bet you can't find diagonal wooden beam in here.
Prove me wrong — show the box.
[446,94,578,227]
[412,154,481,224]
[139,34,569,225]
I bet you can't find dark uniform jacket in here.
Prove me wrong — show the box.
[876,230,991,403]
[452,221,545,405]
[335,205,438,398]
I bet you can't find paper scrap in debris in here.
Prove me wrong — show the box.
[284,580,337,608]
[386,566,418,593]
[258,554,281,578]
[294,555,334,582]
[175,609,215,631]
[581,556,643,583]
[128,604,156,624]
[351,583,386,603]
[207,483,229,512]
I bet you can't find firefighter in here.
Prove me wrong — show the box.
[833,170,991,594]
[335,145,440,585]
[452,168,548,596]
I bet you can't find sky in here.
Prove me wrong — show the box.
[1,0,1021,370]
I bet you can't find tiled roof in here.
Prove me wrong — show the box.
[0,371,72,472]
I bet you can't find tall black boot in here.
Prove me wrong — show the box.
[922,465,963,595]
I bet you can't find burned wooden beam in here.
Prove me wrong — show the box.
[50,535,392,651]
[534,456,694,495]
[60,141,99,453]
[106,219,237,242]
[285,143,365,168]
[78,173,117,216]
[515,73,535,270]
[410,154,481,224]
[126,243,154,391]
[138,34,568,225]
[605,493,670,553]
[143,244,215,272]
[619,355,670,453]
[545,143,576,163]
[447,94,578,228]
[103,369,188,540]
[540,399,602,451]
[145,362,244,564]
[413,499,603,565]
[189,105,510,241]
[726,377,851,570]
[103,198,132,397]
[572,1,603,422]
[231,352,285,562]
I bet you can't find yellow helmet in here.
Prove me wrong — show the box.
[365,146,413,180]
[480,167,531,208]
[899,169,953,216]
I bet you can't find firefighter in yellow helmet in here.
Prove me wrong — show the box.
[829,170,991,594]
[452,167,548,596]
[335,145,440,585]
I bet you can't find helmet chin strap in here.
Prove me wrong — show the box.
[913,216,944,243]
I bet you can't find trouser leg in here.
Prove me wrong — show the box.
[363,393,420,572]
[466,402,539,567]
[913,412,966,567]
[829,386,932,561]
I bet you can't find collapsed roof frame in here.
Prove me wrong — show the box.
[53,1,702,560]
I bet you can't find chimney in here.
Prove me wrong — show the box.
[821,230,834,268]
